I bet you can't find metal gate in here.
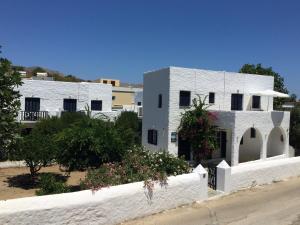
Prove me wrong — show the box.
[207,167,217,190]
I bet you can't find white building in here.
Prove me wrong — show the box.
[17,79,115,123]
[142,67,290,166]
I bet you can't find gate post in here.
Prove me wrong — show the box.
[216,160,231,193]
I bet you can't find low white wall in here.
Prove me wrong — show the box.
[0,161,26,168]
[217,157,300,193]
[0,171,208,225]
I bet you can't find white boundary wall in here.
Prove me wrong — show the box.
[217,157,300,192]
[0,161,26,168]
[0,170,208,225]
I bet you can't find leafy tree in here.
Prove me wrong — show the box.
[115,111,142,145]
[178,96,218,164]
[0,54,22,160]
[55,118,127,171]
[290,106,300,154]
[239,64,288,109]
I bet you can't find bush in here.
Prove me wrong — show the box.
[55,118,128,171]
[81,146,191,191]
[36,174,70,196]
[115,111,142,146]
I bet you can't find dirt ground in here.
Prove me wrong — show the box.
[0,165,86,201]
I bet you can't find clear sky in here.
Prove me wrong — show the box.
[1,0,299,96]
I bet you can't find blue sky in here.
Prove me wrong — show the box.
[1,0,299,96]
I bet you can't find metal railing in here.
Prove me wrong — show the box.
[19,111,49,121]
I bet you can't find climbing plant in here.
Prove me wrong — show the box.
[178,96,218,163]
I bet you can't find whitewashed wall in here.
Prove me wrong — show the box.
[18,80,113,116]
[142,68,170,152]
[0,170,208,225]
[217,157,300,192]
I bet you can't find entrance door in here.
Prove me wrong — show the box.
[231,94,243,111]
[220,131,227,158]
[25,97,40,112]
[178,135,191,160]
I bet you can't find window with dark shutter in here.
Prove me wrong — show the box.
[137,102,142,106]
[158,94,162,108]
[25,98,40,112]
[231,94,243,111]
[148,129,158,145]
[63,99,77,112]
[209,92,215,104]
[252,96,261,109]
[251,128,256,138]
[179,91,191,107]
[91,100,102,111]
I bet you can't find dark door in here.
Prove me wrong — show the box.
[220,131,227,158]
[63,99,77,112]
[231,94,243,110]
[25,98,40,111]
[178,135,191,160]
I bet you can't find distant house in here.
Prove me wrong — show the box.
[95,78,143,117]
[17,79,116,126]
[142,67,290,166]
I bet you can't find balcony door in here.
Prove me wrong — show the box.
[25,98,40,112]
[63,99,77,112]
[231,94,243,111]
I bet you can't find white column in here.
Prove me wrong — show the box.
[260,134,268,160]
[231,132,239,166]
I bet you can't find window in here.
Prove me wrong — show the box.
[209,92,215,104]
[231,94,243,111]
[179,91,191,107]
[137,101,142,106]
[112,96,116,100]
[240,137,244,145]
[63,99,77,112]
[251,128,256,138]
[91,100,102,111]
[252,96,261,109]
[25,97,40,111]
[111,81,116,86]
[103,80,107,84]
[280,134,284,142]
[158,94,162,108]
[148,129,158,145]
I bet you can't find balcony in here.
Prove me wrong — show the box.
[19,111,49,122]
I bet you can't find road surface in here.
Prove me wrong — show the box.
[122,176,300,225]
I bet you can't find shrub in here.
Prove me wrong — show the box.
[115,111,142,145]
[178,95,218,163]
[55,118,127,171]
[36,174,70,196]
[81,146,191,191]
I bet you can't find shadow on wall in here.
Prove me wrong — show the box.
[267,127,286,157]
[239,128,262,163]
[271,111,284,127]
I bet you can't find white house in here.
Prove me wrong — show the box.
[17,79,115,123]
[142,67,290,166]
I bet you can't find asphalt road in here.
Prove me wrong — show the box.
[122,176,300,225]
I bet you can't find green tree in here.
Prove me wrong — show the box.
[115,111,142,145]
[290,106,300,154]
[55,118,127,171]
[239,64,288,109]
[178,96,218,164]
[0,54,22,160]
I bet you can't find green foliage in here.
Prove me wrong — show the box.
[178,96,218,163]
[115,111,142,145]
[55,118,127,171]
[51,73,83,82]
[239,63,288,109]
[290,105,300,152]
[81,146,191,191]
[36,174,70,196]
[0,57,22,160]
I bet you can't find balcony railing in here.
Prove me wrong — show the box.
[20,111,49,121]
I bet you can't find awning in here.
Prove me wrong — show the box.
[250,90,289,98]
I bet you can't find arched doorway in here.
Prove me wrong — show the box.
[239,128,263,163]
[267,127,286,157]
